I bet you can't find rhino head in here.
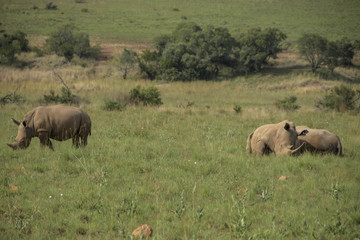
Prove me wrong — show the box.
[275,122,308,156]
[7,118,33,150]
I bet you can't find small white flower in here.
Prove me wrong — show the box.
[194,162,197,165]
[60,193,63,197]
[49,195,52,199]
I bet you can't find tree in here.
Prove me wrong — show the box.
[323,85,360,112]
[46,24,99,61]
[0,31,29,64]
[237,28,287,73]
[118,48,137,79]
[151,22,238,80]
[297,33,328,72]
[333,37,355,67]
[137,49,159,80]
[298,34,356,73]
[138,23,287,81]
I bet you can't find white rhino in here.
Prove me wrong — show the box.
[246,120,308,156]
[7,104,91,150]
[296,126,342,156]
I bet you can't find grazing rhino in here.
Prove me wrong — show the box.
[7,104,91,150]
[296,126,342,156]
[246,120,308,156]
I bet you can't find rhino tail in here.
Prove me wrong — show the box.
[246,132,254,154]
[336,136,342,156]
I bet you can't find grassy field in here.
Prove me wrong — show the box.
[1,0,360,43]
[1,52,360,238]
[1,0,360,239]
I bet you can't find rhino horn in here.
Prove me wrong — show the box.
[7,143,18,150]
[11,118,20,126]
[290,142,305,155]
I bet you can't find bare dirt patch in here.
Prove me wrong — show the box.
[97,42,153,62]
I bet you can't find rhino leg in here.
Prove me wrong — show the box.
[79,124,90,147]
[72,135,80,148]
[39,131,54,150]
[80,135,88,146]
[48,140,54,151]
[254,141,268,156]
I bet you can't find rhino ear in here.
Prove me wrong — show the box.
[298,129,308,136]
[12,118,20,126]
[284,122,290,131]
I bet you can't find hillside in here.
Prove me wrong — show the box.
[1,0,360,43]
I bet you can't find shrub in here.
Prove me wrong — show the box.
[138,23,287,81]
[102,100,124,111]
[136,49,159,80]
[323,85,360,112]
[31,46,44,57]
[0,90,25,105]
[45,2,57,10]
[0,30,29,64]
[233,104,242,113]
[129,86,163,106]
[43,87,80,105]
[46,24,100,61]
[274,96,300,111]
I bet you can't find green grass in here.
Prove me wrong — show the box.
[1,0,360,43]
[1,0,360,238]
[1,68,360,238]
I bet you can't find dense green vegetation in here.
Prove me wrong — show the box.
[46,24,100,61]
[1,0,360,239]
[138,23,286,80]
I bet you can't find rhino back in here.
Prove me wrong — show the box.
[297,127,339,151]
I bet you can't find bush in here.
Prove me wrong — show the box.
[136,49,159,80]
[323,85,360,112]
[274,96,300,111]
[43,87,80,105]
[0,90,25,105]
[45,2,57,10]
[233,104,242,114]
[129,86,163,106]
[0,30,29,64]
[46,24,100,61]
[102,100,124,111]
[138,23,287,81]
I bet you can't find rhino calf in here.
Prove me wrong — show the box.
[296,126,342,156]
[246,120,308,156]
[8,104,91,150]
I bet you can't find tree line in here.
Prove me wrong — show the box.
[1,22,359,80]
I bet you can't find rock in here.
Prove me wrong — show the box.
[132,224,152,238]
[279,176,287,181]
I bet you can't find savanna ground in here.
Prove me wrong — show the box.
[1,0,360,239]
